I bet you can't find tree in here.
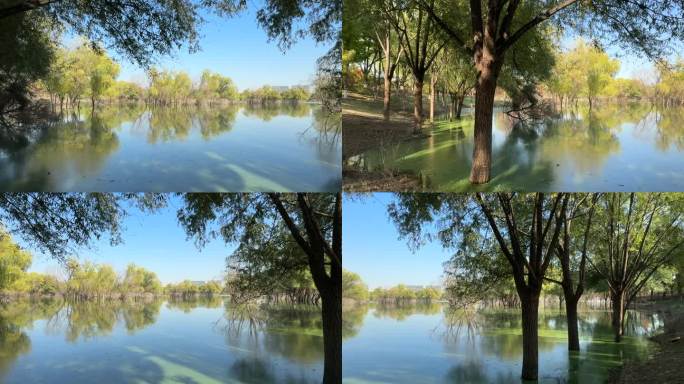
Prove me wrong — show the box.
[437,48,476,120]
[342,270,369,301]
[388,192,567,380]
[122,264,162,294]
[88,50,120,109]
[0,10,55,120]
[0,194,124,261]
[201,280,222,295]
[344,0,404,120]
[175,193,341,383]
[0,0,235,67]
[0,231,32,290]
[416,286,441,301]
[383,0,445,130]
[198,70,236,102]
[418,0,684,184]
[548,193,598,351]
[587,193,684,342]
[562,41,619,108]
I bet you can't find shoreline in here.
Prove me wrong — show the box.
[610,298,684,383]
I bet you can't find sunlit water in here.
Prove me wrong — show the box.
[0,103,341,192]
[347,104,684,191]
[342,303,662,384]
[0,297,323,383]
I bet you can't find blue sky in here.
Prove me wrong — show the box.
[343,193,450,289]
[25,196,234,284]
[65,3,331,90]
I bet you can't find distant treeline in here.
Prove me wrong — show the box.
[0,230,322,305]
[342,270,442,303]
[39,45,312,110]
[0,230,225,299]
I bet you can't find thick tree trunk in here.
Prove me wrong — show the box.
[321,287,341,384]
[611,290,625,342]
[520,290,540,380]
[413,79,424,132]
[565,295,580,351]
[469,59,501,184]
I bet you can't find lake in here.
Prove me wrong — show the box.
[347,104,684,191]
[0,297,324,383]
[342,303,662,384]
[0,103,341,192]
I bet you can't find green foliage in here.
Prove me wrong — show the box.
[415,286,441,301]
[111,81,146,102]
[174,193,340,308]
[342,270,368,301]
[281,86,311,101]
[200,280,223,295]
[0,0,239,68]
[148,69,193,105]
[546,40,619,106]
[122,264,162,295]
[0,193,125,261]
[0,12,55,115]
[165,280,200,296]
[209,0,341,49]
[656,59,684,104]
[198,70,239,101]
[0,232,32,290]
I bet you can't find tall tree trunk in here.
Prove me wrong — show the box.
[469,58,501,184]
[413,78,424,132]
[321,286,341,383]
[565,295,580,351]
[520,290,540,380]
[611,289,625,342]
[91,96,95,111]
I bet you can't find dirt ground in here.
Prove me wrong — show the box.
[342,100,416,160]
[342,95,427,191]
[610,299,684,384]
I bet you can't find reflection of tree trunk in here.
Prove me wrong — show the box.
[413,78,424,132]
[429,74,436,123]
[611,289,625,342]
[520,289,540,381]
[456,95,465,119]
[268,193,342,384]
[321,284,341,383]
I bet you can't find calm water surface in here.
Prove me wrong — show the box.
[0,297,323,383]
[342,303,662,384]
[348,104,684,191]
[0,104,340,192]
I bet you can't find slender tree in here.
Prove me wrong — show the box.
[588,193,684,342]
[382,0,445,131]
[547,193,598,351]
